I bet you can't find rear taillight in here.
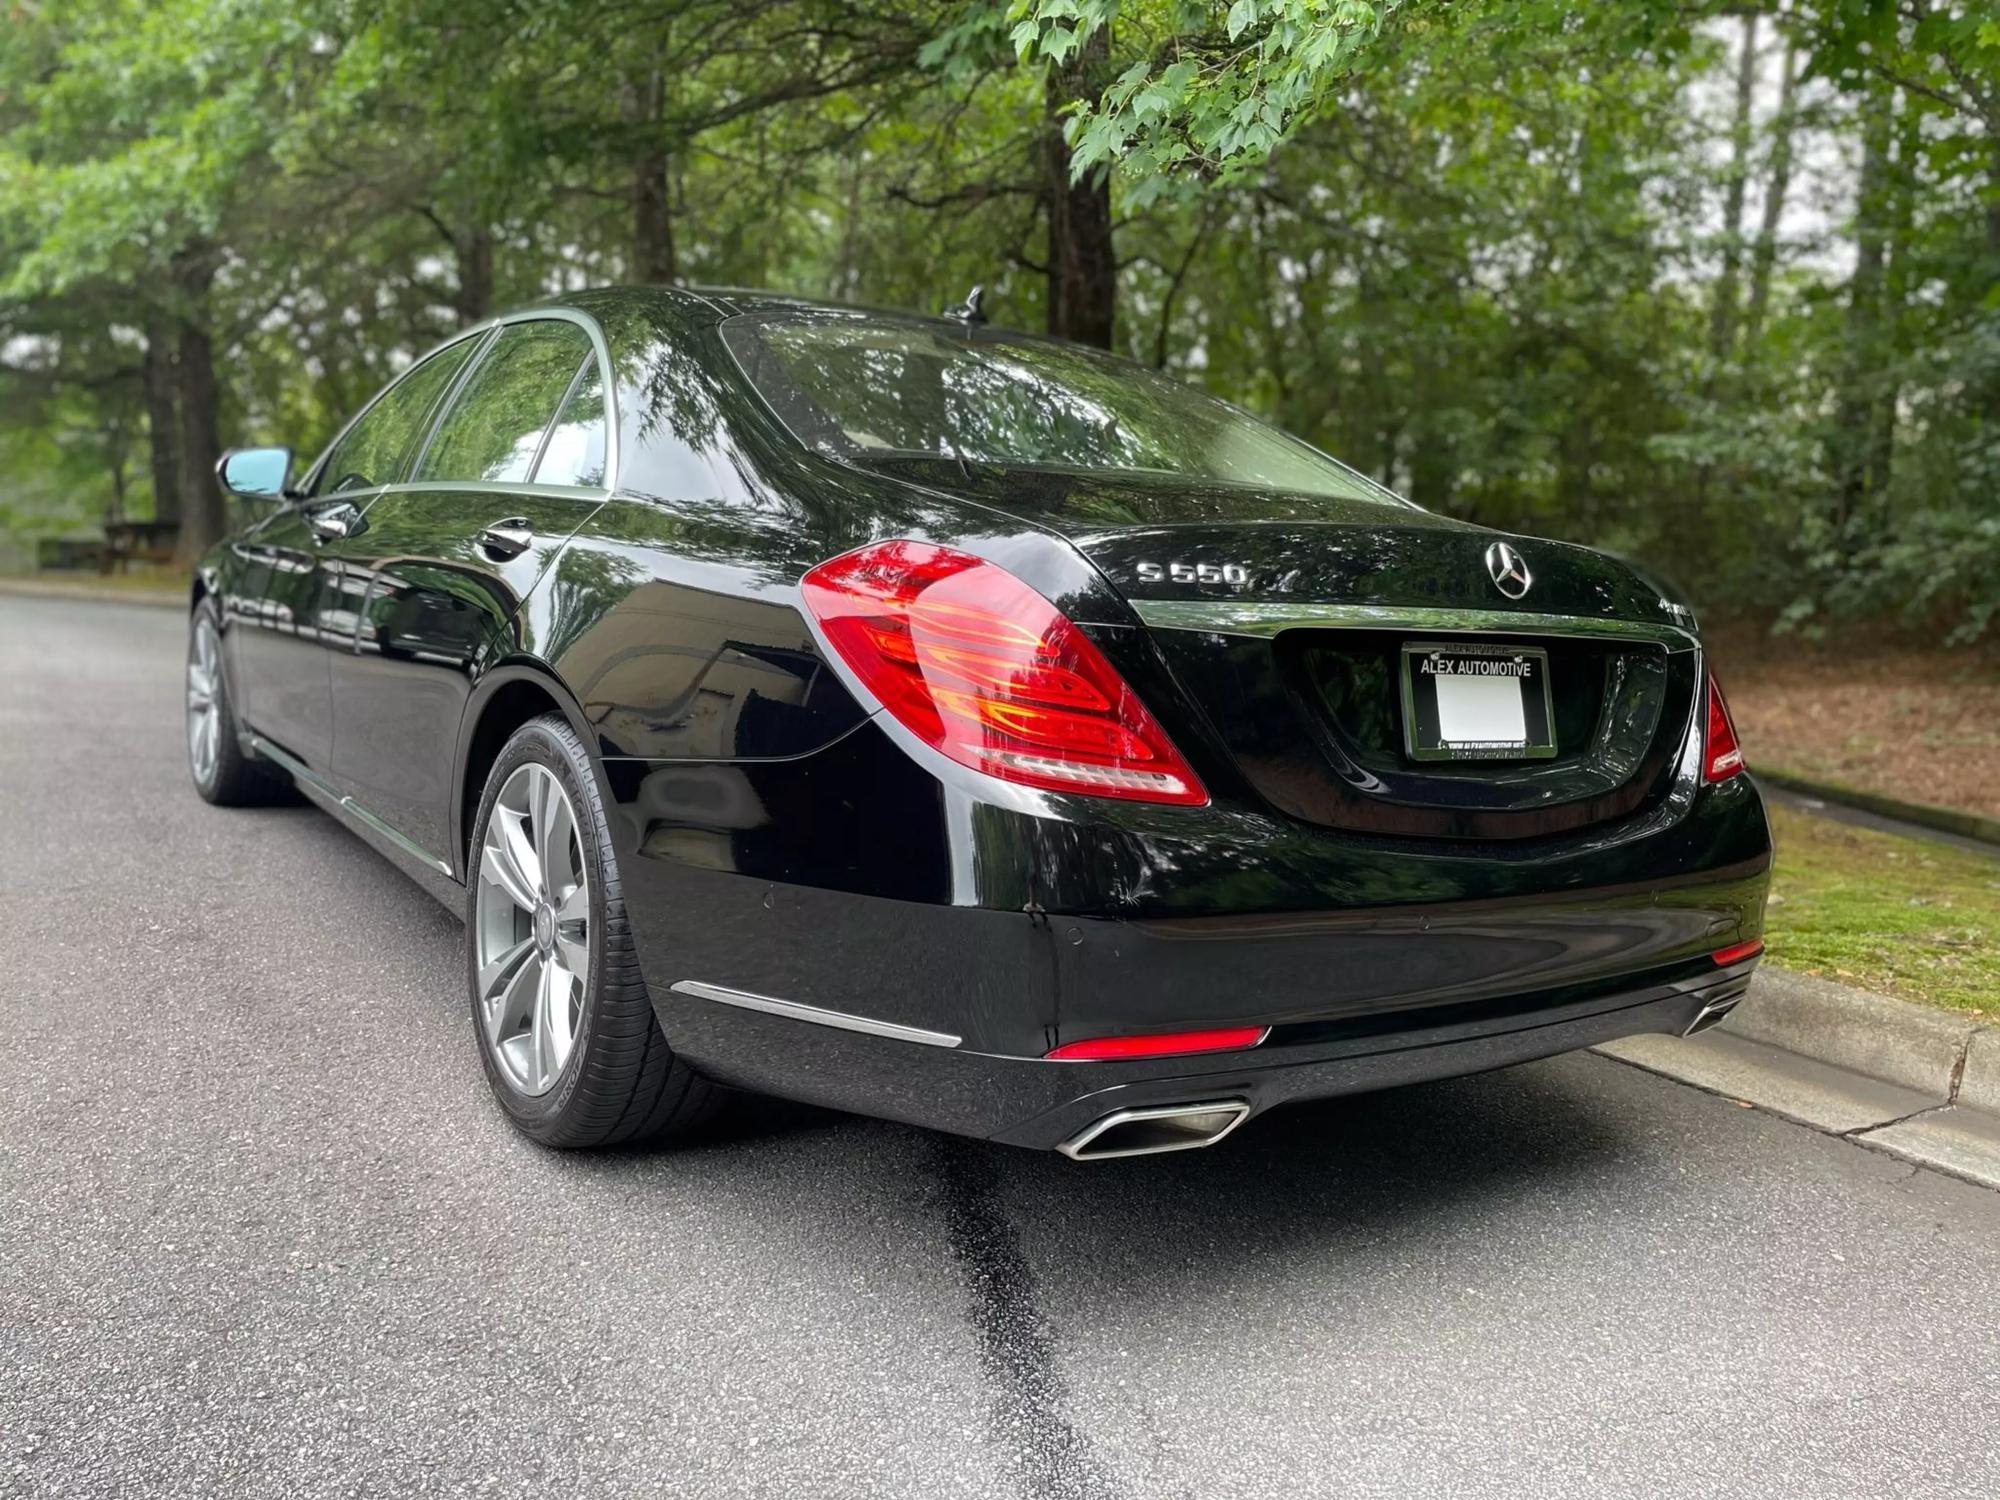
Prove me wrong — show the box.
[800,540,1207,806]
[1711,939,1763,966]
[1703,671,1745,782]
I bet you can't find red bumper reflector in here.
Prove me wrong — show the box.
[1711,939,1764,967]
[1046,1026,1270,1061]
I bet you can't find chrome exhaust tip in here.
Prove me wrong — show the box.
[1682,996,1741,1037]
[1058,1100,1252,1162]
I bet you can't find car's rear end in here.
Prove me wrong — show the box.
[634,300,1771,1156]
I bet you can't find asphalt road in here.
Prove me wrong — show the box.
[4,592,1998,1500]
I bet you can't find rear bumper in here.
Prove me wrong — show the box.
[646,956,1756,1150]
[607,720,1771,1148]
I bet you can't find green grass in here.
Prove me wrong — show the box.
[1766,804,2000,1017]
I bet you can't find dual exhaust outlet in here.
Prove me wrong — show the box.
[1058,1099,1252,1161]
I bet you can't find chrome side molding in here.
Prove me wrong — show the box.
[668,980,963,1049]
[245,732,454,877]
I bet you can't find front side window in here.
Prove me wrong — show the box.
[314,336,481,496]
[725,313,1400,505]
[416,320,595,485]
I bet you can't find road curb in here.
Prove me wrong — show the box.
[1756,767,2000,849]
[1598,966,2000,1190]
[1720,968,1985,1099]
[0,577,187,610]
[1960,1029,2000,1116]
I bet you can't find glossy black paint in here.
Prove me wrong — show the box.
[199,285,1773,1150]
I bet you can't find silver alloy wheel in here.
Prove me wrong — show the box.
[475,762,591,1097]
[186,617,223,787]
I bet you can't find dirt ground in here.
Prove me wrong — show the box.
[1706,620,2000,820]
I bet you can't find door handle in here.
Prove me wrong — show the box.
[306,503,363,542]
[477,519,534,560]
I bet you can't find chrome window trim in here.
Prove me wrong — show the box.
[668,980,963,1049]
[301,307,619,507]
[1130,599,1698,650]
[362,479,609,504]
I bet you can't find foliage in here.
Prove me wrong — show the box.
[931,1,1400,199]
[1764,805,2000,1017]
[0,0,1995,641]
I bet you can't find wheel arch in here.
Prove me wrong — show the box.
[455,659,604,881]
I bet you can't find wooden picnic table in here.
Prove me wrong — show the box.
[99,520,180,573]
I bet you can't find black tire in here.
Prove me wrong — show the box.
[466,712,717,1148]
[186,596,292,806]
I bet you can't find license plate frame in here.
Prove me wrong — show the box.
[1400,640,1558,762]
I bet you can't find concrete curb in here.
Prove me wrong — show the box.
[1719,968,1985,1099]
[1598,966,2000,1191]
[1959,1029,2000,1116]
[1756,766,2000,849]
[0,577,187,610]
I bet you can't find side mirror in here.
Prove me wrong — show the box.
[217,446,295,500]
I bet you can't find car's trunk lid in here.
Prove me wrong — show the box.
[877,465,1704,841]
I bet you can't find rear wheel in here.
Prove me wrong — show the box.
[186,598,289,806]
[467,713,716,1147]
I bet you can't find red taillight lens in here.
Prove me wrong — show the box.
[1711,939,1764,966]
[801,540,1207,806]
[1703,671,1745,782]
[1046,1026,1269,1061]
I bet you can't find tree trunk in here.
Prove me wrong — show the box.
[1744,37,1798,346]
[1044,30,1115,348]
[142,313,182,528]
[1862,94,1923,523]
[453,223,494,324]
[174,255,226,566]
[1707,13,1759,362]
[1987,127,2000,427]
[1831,91,1893,525]
[630,70,677,284]
[105,414,129,526]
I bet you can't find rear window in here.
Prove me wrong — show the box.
[416,320,597,485]
[724,313,1398,505]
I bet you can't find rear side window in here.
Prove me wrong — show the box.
[415,320,595,485]
[314,336,480,495]
[532,360,609,487]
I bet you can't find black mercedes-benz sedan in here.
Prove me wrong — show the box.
[189,287,1770,1160]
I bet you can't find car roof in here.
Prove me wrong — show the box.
[554,284,991,344]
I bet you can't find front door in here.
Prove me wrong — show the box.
[226,502,352,768]
[324,316,613,871]
[230,331,489,773]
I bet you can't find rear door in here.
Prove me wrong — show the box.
[229,334,484,770]
[324,316,612,869]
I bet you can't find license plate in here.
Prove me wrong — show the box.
[1400,642,1557,762]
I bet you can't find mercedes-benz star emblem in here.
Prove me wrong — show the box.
[1484,541,1533,600]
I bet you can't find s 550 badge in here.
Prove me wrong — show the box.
[1135,561,1252,587]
